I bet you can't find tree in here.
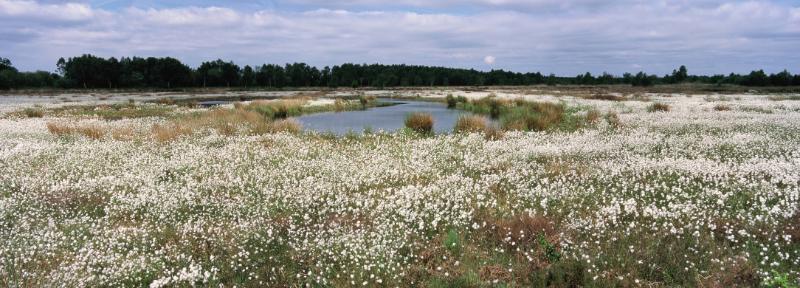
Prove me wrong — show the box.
[672,65,688,83]
[241,65,255,88]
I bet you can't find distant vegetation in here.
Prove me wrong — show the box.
[1,56,799,90]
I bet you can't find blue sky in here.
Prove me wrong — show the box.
[2,0,799,75]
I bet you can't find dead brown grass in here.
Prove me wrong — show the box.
[648,102,671,112]
[111,126,137,141]
[405,112,434,134]
[46,122,74,136]
[585,93,624,101]
[46,122,106,140]
[713,104,732,111]
[267,119,302,134]
[75,125,105,140]
[454,115,487,133]
[152,123,194,142]
[585,109,601,124]
[606,112,621,128]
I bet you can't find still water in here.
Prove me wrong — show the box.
[295,99,472,135]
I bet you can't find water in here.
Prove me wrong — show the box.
[295,99,474,135]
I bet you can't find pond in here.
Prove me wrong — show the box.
[295,99,476,135]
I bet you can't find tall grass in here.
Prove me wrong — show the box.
[453,115,487,133]
[405,112,434,134]
[46,122,106,140]
[648,102,671,112]
[456,97,569,132]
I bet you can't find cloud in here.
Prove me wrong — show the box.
[0,0,798,75]
[484,55,495,65]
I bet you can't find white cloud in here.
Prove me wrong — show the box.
[0,0,798,75]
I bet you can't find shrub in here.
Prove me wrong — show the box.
[453,115,487,133]
[488,99,502,119]
[405,112,434,134]
[445,94,457,108]
[647,103,671,112]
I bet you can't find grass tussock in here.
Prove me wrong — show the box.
[767,95,800,101]
[605,111,621,128]
[456,97,575,132]
[647,102,671,112]
[713,104,732,111]
[585,109,601,124]
[23,108,44,118]
[46,122,107,140]
[151,123,193,142]
[585,93,624,101]
[405,112,434,134]
[152,104,304,141]
[265,119,302,134]
[245,99,307,119]
[453,115,487,133]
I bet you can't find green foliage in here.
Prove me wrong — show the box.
[446,94,457,108]
[538,234,561,263]
[443,229,461,255]
[764,270,800,288]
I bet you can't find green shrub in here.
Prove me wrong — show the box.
[446,94,457,108]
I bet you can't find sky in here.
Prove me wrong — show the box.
[1,0,799,75]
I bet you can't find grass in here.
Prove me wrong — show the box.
[458,98,566,131]
[648,102,671,112]
[714,104,732,111]
[405,112,434,134]
[46,122,107,140]
[23,108,44,118]
[453,115,487,133]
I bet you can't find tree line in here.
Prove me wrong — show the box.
[1,55,799,90]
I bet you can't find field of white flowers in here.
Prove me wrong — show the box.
[1,91,799,287]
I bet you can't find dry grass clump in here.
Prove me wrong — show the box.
[605,111,621,128]
[483,125,504,140]
[152,123,194,142]
[334,99,347,112]
[110,126,136,141]
[454,115,488,133]
[46,122,73,136]
[700,257,761,287]
[246,99,307,118]
[647,102,671,112]
[266,119,302,134]
[152,105,303,141]
[75,125,106,140]
[585,109,601,124]
[46,122,106,140]
[23,108,44,118]
[405,112,434,134]
[586,93,624,101]
[713,104,732,111]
